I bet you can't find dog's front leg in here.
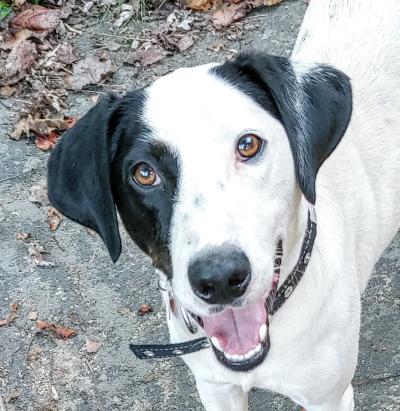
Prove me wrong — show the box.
[305,384,354,411]
[196,379,248,411]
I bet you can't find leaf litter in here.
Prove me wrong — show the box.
[36,319,77,340]
[0,302,20,327]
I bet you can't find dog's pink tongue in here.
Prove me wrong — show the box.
[202,299,267,355]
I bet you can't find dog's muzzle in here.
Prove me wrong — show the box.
[130,208,317,372]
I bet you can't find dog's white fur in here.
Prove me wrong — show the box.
[144,1,400,409]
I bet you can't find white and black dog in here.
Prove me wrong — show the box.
[47,0,400,409]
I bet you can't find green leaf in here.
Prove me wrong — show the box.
[0,1,11,20]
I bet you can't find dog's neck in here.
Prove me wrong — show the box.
[280,192,310,285]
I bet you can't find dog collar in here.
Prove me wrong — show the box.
[130,208,317,360]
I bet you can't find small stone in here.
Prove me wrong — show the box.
[27,311,38,321]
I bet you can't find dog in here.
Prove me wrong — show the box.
[47,0,400,409]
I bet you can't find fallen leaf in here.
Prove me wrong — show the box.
[0,302,20,327]
[212,3,249,28]
[0,40,37,86]
[56,43,78,64]
[10,5,61,33]
[125,46,166,67]
[209,0,283,28]
[0,85,18,97]
[250,0,283,7]
[27,240,54,268]
[0,1,12,20]
[29,184,49,206]
[138,303,153,316]
[177,36,194,52]
[36,319,77,340]
[84,337,102,353]
[27,310,38,320]
[186,0,213,11]
[66,55,116,90]
[0,29,32,50]
[48,207,63,231]
[35,130,59,151]
[11,115,75,141]
[16,232,31,241]
[13,0,26,7]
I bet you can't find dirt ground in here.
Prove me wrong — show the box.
[0,1,399,410]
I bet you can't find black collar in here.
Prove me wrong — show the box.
[130,208,317,360]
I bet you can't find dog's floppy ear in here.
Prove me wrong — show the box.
[48,95,122,262]
[213,53,353,204]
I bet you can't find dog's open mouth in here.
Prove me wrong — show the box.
[186,243,282,372]
[188,269,280,372]
[200,297,270,371]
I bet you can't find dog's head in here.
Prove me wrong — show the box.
[48,53,352,371]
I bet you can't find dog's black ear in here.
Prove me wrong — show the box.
[212,53,353,204]
[48,95,122,262]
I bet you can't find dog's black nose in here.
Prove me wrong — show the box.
[188,244,251,305]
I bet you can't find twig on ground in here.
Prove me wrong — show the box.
[64,23,82,34]
[354,371,400,386]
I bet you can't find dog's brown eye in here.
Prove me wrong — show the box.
[133,163,160,187]
[237,134,263,160]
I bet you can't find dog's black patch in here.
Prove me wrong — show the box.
[113,138,178,276]
[211,53,353,204]
[48,90,178,272]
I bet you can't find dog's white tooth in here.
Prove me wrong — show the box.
[224,352,233,361]
[254,343,262,353]
[259,324,267,342]
[211,337,223,352]
[244,349,255,360]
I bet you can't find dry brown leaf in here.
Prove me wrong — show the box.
[35,130,59,151]
[212,2,249,28]
[10,5,61,33]
[13,0,27,7]
[250,0,282,7]
[48,207,63,231]
[0,29,32,50]
[84,337,102,353]
[138,303,153,316]
[0,302,20,327]
[66,55,116,90]
[10,115,76,141]
[209,0,282,28]
[186,0,213,11]
[36,319,77,340]
[27,240,54,268]
[0,40,38,86]
[0,85,18,97]
[125,46,166,68]
[56,43,78,64]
